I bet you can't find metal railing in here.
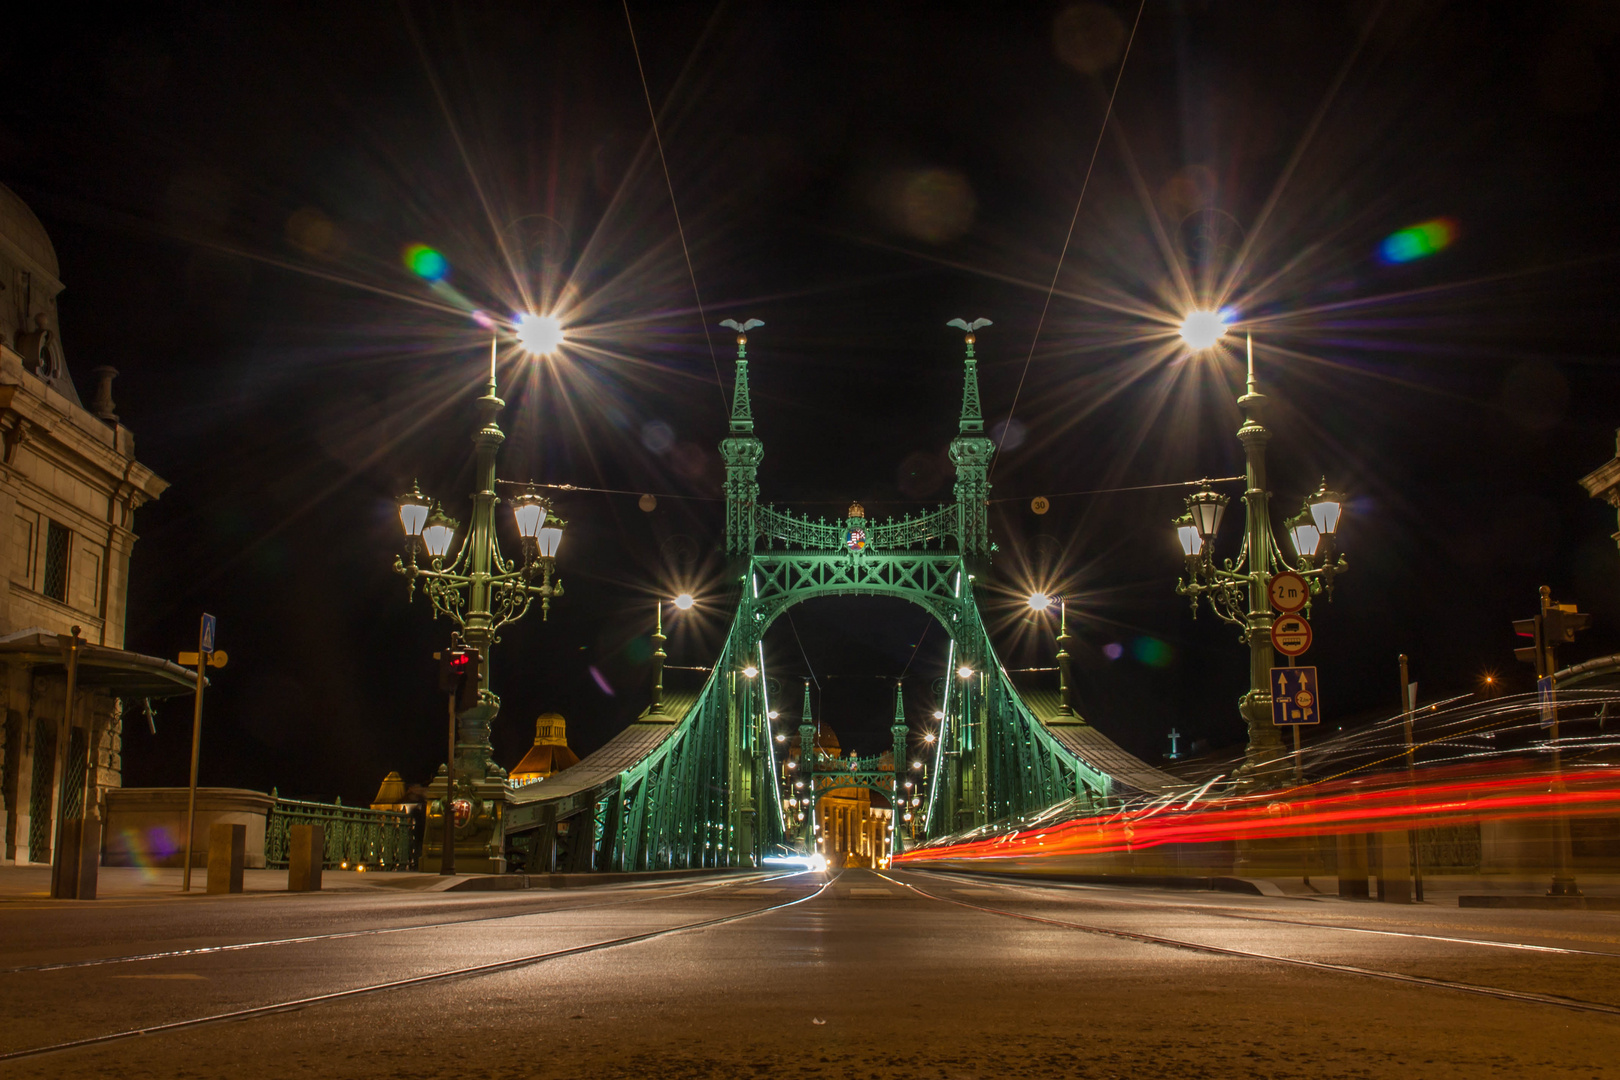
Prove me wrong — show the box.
[757,504,956,551]
[264,790,415,870]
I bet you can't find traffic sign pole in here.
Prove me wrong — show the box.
[181,614,214,893]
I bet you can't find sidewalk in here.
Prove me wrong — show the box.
[0,863,748,902]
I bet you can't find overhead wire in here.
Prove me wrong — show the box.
[621,1,730,419]
[988,0,1147,482]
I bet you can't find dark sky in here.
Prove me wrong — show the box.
[4,1,1620,802]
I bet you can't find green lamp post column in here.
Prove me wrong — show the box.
[1174,332,1349,788]
[393,335,570,872]
[1234,345,1286,774]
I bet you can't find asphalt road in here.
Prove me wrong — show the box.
[2,868,1617,1078]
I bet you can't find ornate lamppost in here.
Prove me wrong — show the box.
[1173,324,1348,786]
[392,328,569,872]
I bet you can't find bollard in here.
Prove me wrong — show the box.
[1375,831,1414,903]
[1336,833,1369,899]
[76,818,100,900]
[207,822,246,894]
[287,824,324,892]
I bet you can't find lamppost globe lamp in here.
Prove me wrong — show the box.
[1175,513,1203,558]
[673,592,695,611]
[1187,488,1228,540]
[515,312,565,356]
[1027,592,1051,612]
[1288,510,1321,560]
[957,664,974,679]
[510,486,549,541]
[399,481,430,539]
[421,505,458,559]
[1179,309,1227,351]
[1310,483,1345,537]
[536,516,566,561]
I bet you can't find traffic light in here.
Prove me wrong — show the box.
[438,646,471,692]
[1513,589,1591,679]
[456,648,483,715]
[1544,604,1593,645]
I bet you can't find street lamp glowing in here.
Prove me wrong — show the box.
[398,481,430,538]
[673,592,695,611]
[1027,592,1051,612]
[924,731,937,743]
[1175,514,1202,558]
[767,710,779,720]
[1309,483,1346,536]
[536,516,565,559]
[1179,310,1227,351]
[957,664,974,679]
[516,312,565,356]
[510,486,549,540]
[743,665,759,678]
[932,710,944,720]
[1288,512,1321,559]
[421,505,458,558]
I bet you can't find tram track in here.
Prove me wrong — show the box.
[0,872,839,1063]
[880,870,1620,1017]
[907,869,1620,959]
[0,869,803,976]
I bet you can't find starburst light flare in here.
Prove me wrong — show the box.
[516,312,565,356]
[1179,309,1228,351]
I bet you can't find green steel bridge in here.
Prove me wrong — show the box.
[503,323,1179,872]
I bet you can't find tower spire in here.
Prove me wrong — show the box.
[718,319,766,555]
[893,681,905,723]
[801,679,814,725]
[946,319,995,556]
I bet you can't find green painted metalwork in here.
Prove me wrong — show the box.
[264,791,415,870]
[547,320,1141,871]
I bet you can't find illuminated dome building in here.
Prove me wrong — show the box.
[510,713,581,784]
[784,719,892,869]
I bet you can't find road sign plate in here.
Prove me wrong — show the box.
[1268,571,1309,614]
[1538,675,1555,728]
[200,613,216,654]
[1270,613,1312,656]
[1271,666,1321,726]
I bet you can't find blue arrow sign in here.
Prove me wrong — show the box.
[199,613,216,655]
[1270,666,1321,726]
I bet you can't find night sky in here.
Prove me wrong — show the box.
[4,1,1619,804]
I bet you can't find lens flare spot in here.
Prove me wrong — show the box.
[403,243,449,281]
[1102,642,1124,661]
[588,665,615,696]
[1378,218,1457,264]
[1132,636,1174,667]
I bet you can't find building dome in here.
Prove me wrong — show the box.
[511,712,580,781]
[0,181,61,284]
[813,724,840,755]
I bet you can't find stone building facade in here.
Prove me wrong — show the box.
[0,181,188,867]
